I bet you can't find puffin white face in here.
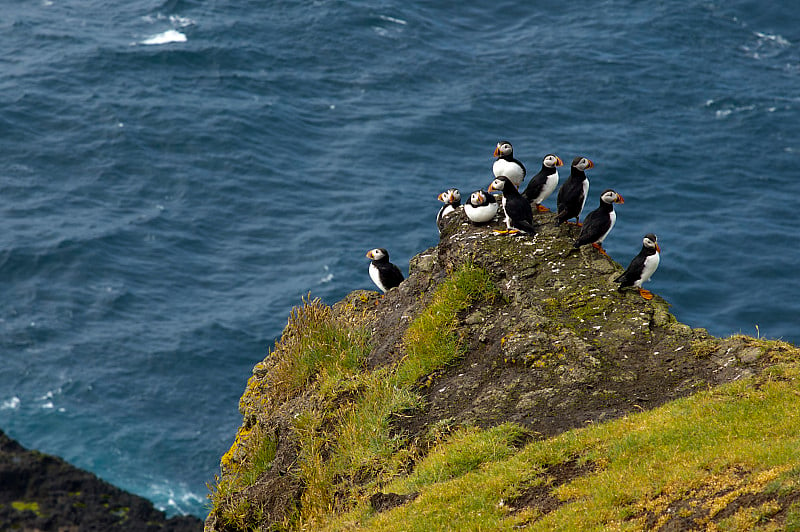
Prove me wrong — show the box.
[366,248,387,261]
[438,188,461,205]
[543,154,563,168]
[573,157,594,172]
[494,141,513,158]
[600,189,625,204]
[470,190,487,206]
[487,177,506,192]
[643,234,660,251]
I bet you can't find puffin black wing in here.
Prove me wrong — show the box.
[379,262,404,290]
[504,198,536,234]
[556,177,586,224]
[615,254,647,287]
[521,171,547,202]
[574,209,611,247]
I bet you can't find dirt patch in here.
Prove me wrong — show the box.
[369,491,420,513]
[508,458,597,515]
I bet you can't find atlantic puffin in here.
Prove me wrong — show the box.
[522,153,563,211]
[615,234,661,300]
[573,189,625,256]
[436,188,462,233]
[366,248,404,293]
[464,189,498,224]
[556,156,593,225]
[492,141,527,187]
[487,176,536,235]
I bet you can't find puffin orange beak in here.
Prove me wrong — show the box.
[556,156,564,166]
[656,243,661,252]
[366,251,373,259]
[488,184,496,193]
[437,192,446,202]
[586,159,594,168]
[616,194,625,204]
[493,146,501,157]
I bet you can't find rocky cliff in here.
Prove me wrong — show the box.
[206,208,800,531]
[0,429,202,531]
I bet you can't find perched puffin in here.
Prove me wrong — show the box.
[487,176,537,235]
[615,233,661,300]
[492,141,527,187]
[573,189,625,256]
[556,156,593,225]
[436,188,462,233]
[464,189,498,224]
[366,248,404,293]
[522,153,564,212]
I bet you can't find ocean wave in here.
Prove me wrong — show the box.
[140,30,187,46]
[1,397,20,410]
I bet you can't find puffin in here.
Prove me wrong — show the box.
[492,141,527,187]
[464,189,498,224]
[487,176,537,235]
[366,248,404,293]
[522,153,564,212]
[615,233,661,300]
[556,156,593,225]
[573,189,625,256]
[436,188,462,233]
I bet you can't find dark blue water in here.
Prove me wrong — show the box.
[0,0,797,518]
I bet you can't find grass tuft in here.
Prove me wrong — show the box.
[396,264,500,386]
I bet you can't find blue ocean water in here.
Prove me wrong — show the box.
[0,0,797,518]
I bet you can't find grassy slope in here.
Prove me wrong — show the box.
[328,360,800,531]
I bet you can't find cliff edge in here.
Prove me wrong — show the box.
[207,209,800,531]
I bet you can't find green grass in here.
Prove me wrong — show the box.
[209,296,372,530]
[290,264,502,528]
[327,362,800,531]
[395,264,501,387]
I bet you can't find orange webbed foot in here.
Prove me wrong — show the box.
[639,289,653,300]
[535,204,550,212]
[591,243,609,256]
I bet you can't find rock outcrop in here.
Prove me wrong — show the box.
[207,208,780,530]
[0,429,202,531]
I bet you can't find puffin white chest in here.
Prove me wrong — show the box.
[540,170,559,200]
[580,178,590,213]
[638,252,661,286]
[493,159,525,186]
[464,202,497,223]
[369,263,386,292]
[598,210,616,243]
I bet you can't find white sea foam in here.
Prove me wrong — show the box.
[379,15,407,25]
[141,30,187,46]
[169,15,196,28]
[319,265,333,284]
[755,31,791,47]
[1,396,20,410]
[149,481,205,516]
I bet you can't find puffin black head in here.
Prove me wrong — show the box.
[571,156,594,172]
[600,189,625,204]
[366,248,389,262]
[437,188,461,206]
[643,233,660,252]
[494,141,514,158]
[543,154,564,168]
[487,176,513,193]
